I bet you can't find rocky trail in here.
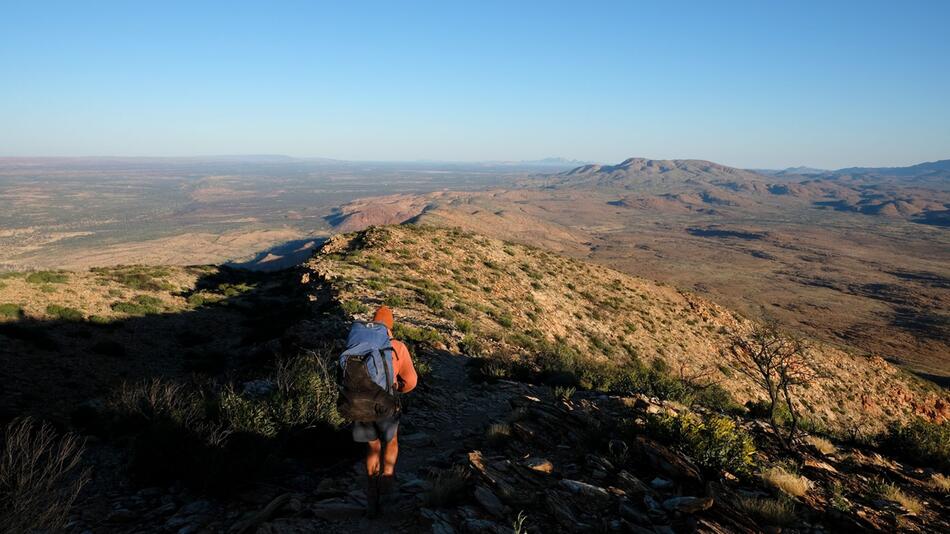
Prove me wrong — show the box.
[49,336,950,534]
[245,349,529,533]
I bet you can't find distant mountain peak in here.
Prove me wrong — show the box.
[557,157,765,185]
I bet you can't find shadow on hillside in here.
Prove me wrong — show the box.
[0,264,366,494]
[914,371,950,389]
[225,237,326,271]
[0,266,321,424]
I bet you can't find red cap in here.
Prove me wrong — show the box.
[373,305,394,330]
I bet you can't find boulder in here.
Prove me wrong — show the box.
[559,479,612,509]
[634,437,703,484]
[474,486,506,518]
[521,457,554,474]
[616,471,651,498]
[662,496,714,514]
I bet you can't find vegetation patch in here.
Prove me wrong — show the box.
[0,418,90,533]
[216,282,254,297]
[103,353,344,492]
[393,322,444,348]
[91,265,173,291]
[761,465,811,497]
[111,295,165,316]
[25,271,68,284]
[424,465,471,507]
[45,304,84,322]
[187,291,225,307]
[882,417,950,470]
[804,435,836,455]
[0,303,23,319]
[876,481,923,514]
[734,496,795,526]
[646,411,756,476]
[340,299,369,315]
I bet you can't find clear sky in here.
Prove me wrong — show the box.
[1,1,948,168]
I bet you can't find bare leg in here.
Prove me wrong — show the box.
[365,439,382,516]
[382,431,399,476]
[366,439,383,476]
[377,432,399,512]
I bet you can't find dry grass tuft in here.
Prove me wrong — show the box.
[109,378,202,426]
[424,465,471,507]
[928,473,950,493]
[761,465,812,498]
[0,418,90,532]
[486,422,512,445]
[881,483,924,514]
[734,496,796,526]
[804,435,836,455]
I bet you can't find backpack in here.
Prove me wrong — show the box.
[337,321,399,422]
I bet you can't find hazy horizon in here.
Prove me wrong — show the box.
[1,153,948,172]
[2,1,949,169]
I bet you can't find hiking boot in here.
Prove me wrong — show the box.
[366,474,381,518]
[378,474,397,513]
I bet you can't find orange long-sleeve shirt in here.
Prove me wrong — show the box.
[391,339,417,393]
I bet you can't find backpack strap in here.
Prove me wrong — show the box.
[379,346,395,394]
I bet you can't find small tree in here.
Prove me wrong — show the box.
[725,321,817,448]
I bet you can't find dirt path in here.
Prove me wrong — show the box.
[260,349,533,533]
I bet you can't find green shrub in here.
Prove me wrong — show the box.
[363,257,385,272]
[0,303,23,319]
[693,384,744,414]
[459,334,485,357]
[87,315,112,325]
[216,283,253,297]
[111,295,164,315]
[490,310,513,328]
[647,411,756,476]
[478,359,512,379]
[111,354,344,493]
[341,300,369,315]
[384,293,407,307]
[553,386,576,401]
[746,400,791,426]
[414,357,433,377]
[393,323,443,347]
[45,304,83,321]
[219,389,277,437]
[365,277,388,290]
[187,291,224,307]
[25,271,68,284]
[882,418,950,470]
[417,288,444,310]
[92,266,173,291]
[220,355,342,436]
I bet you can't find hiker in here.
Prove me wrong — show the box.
[338,305,417,516]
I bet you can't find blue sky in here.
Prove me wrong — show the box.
[1,1,948,168]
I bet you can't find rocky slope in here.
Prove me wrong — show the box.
[306,225,947,432]
[322,159,950,381]
[3,225,950,533]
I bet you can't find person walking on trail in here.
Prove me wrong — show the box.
[337,305,417,517]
